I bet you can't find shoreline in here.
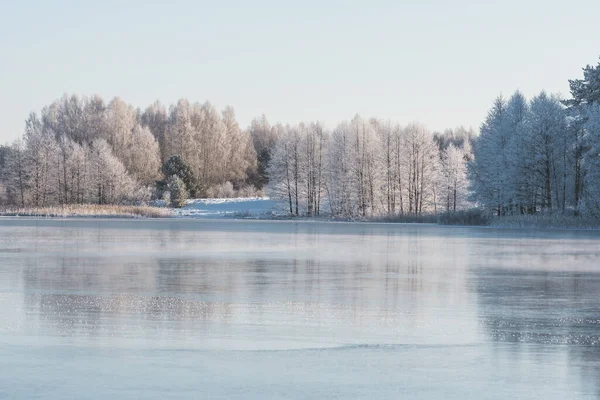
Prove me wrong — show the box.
[0,204,171,219]
[2,199,600,232]
[2,208,600,232]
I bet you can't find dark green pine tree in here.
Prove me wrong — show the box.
[159,155,197,197]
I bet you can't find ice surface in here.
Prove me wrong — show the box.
[1,219,600,399]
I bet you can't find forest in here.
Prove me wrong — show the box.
[0,57,599,220]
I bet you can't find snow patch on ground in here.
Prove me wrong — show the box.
[173,197,280,219]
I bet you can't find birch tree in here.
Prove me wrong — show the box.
[325,121,356,217]
[89,139,136,204]
[24,113,60,207]
[404,123,439,215]
[441,144,469,211]
[267,124,296,215]
[4,139,28,207]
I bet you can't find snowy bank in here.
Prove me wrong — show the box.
[173,197,280,219]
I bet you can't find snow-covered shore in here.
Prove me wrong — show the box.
[0,198,279,219]
[171,197,280,219]
[5,199,600,231]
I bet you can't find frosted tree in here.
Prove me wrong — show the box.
[167,175,188,208]
[565,57,600,214]
[0,146,8,204]
[55,135,77,204]
[374,120,395,215]
[522,92,567,212]
[564,57,600,108]
[248,115,278,189]
[165,99,196,167]
[582,103,600,216]
[404,123,439,215]
[323,115,378,217]
[105,97,137,161]
[567,117,586,211]
[42,94,85,143]
[141,101,169,160]
[64,139,90,204]
[505,91,530,211]
[267,124,296,215]
[441,144,469,211]
[195,102,227,189]
[4,139,29,207]
[391,124,408,215]
[298,122,328,216]
[163,100,253,195]
[222,106,257,186]
[160,155,196,198]
[433,126,475,151]
[89,139,136,204]
[41,94,107,145]
[325,121,356,217]
[127,125,161,186]
[348,115,378,217]
[103,98,162,189]
[82,95,109,142]
[469,96,513,215]
[374,119,408,215]
[24,113,60,207]
[266,120,329,216]
[322,119,443,218]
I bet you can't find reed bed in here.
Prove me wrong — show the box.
[0,204,172,218]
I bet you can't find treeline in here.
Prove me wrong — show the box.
[0,94,475,214]
[264,118,473,217]
[2,57,598,219]
[470,57,600,217]
[0,95,474,215]
[0,96,258,207]
[261,57,600,219]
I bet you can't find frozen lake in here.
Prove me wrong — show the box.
[1,218,600,399]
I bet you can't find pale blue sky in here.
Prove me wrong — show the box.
[1,0,598,142]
